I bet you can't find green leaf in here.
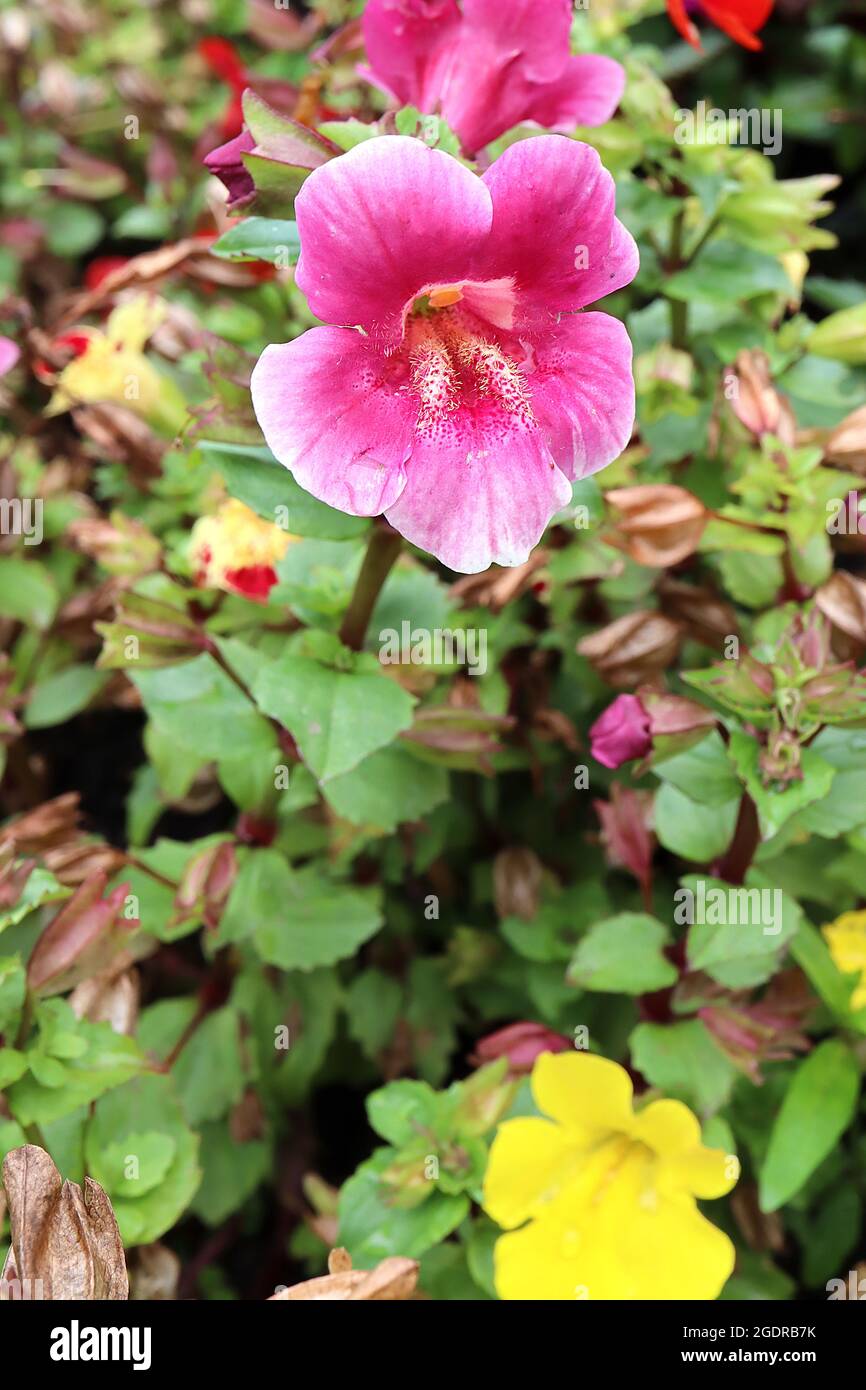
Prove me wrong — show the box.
[172,1007,245,1126]
[630,1020,736,1115]
[728,731,836,838]
[249,859,383,970]
[45,202,103,256]
[338,1152,469,1265]
[717,550,785,609]
[322,745,448,831]
[405,958,460,1086]
[24,665,108,729]
[85,1074,201,1245]
[0,557,58,628]
[346,969,403,1061]
[0,868,69,937]
[209,217,300,265]
[0,956,26,1032]
[666,241,792,306]
[367,1079,442,1148]
[501,881,610,963]
[94,1132,177,1198]
[567,914,677,994]
[654,783,739,861]
[683,872,801,988]
[759,1041,860,1212]
[199,441,368,540]
[253,649,415,782]
[807,303,866,365]
[317,119,380,150]
[191,1120,270,1227]
[789,920,859,1023]
[0,1048,28,1089]
[796,1185,861,1288]
[653,731,741,805]
[9,1003,146,1126]
[134,654,277,765]
[795,769,866,837]
[236,966,341,1107]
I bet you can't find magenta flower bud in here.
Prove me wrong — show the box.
[204,129,256,209]
[473,1021,570,1074]
[589,694,651,769]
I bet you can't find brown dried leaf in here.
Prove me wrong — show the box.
[268,1250,419,1302]
[55,237,217,329]
[1,1146,127,1300]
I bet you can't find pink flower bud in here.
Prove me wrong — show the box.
[589,694,651,769]
[472,1022,570,1075]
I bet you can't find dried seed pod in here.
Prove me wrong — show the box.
[604,484,707,567]
[578,611,681,687]
[493,846,543,921]
[1,1146,127,1300]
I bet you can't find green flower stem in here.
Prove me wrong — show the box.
[668,206,688,351]
[339,521,403,652]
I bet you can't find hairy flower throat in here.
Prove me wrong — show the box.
[405,303,533,433]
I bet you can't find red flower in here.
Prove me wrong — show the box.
[666,0,773,51]
[198,36,249,137]
[84,256,130,292]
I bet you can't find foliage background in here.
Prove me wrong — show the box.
[1,0,866,1299]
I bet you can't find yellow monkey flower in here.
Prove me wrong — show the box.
[822,910,866,1011]
[483,1052,738,1300]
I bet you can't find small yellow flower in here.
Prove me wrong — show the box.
[822,911,866,1010]
[483,1052,738,1301]
[189,498,293,603]
[45,296,184,433]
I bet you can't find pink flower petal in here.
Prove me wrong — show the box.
[529,312,635,480]
[251,326,415,515]
[522,54,626,130]
[384,404,572,573]
[461,0,573,83]
[294,135,493,345]
[362,0,461,111]
[480,136,638,329]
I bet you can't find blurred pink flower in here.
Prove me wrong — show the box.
[0,337,20,377]
[361,0,624,154]
[251,135,636,573]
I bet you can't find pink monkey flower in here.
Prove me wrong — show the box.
[251,134,637,573]
[361,0,625,154]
